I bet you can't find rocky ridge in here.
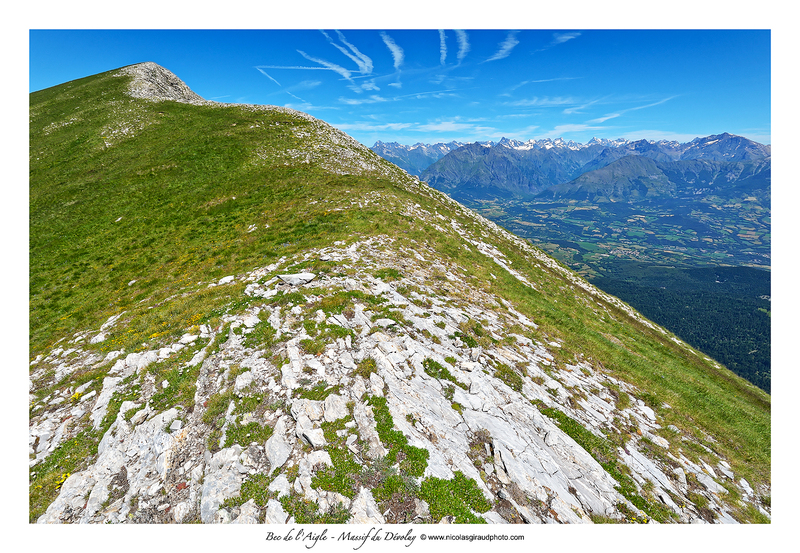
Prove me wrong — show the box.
[31,217,766,525]
[116,62,411,184]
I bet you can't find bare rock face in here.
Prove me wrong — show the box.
[118,62,205,104]
[31,232,771,525]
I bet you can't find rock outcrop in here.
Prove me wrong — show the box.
[30,232,768,524]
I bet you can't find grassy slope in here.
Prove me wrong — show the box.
[29,66,771,504]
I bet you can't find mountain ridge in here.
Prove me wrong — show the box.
[415,133,770,201]
[29,62,771,526]
[370,140,465,177]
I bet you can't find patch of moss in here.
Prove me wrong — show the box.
[311,412,362,498]
[222,473,275,510]
[454,331,478,348]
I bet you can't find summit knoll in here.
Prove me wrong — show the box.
[29,63,770,525]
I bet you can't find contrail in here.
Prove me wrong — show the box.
[255,67,281,87]
[485,31,519,62]
[455,30,470,65]
[380,31,404,71]
[297,51,353,81]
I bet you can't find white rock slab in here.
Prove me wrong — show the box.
[348,487,385,524]
[278,273,316,286]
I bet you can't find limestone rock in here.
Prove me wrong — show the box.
[291,398,325,422]
[295,414,327,448]
[30,232,769,526]
[173,501,192,524]
[268,474,292,499]
[348,487,385,524]
[278,273,316,286]
[200,446,244,523]
[234,370,254,393]
[265,498,291,524]
[231,499,260,524]
[265,417,292,470]
[324,393,349,422]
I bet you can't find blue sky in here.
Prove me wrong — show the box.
[29,29,771,146]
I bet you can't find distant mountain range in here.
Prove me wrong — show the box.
[370,140,465,176]
[539,155,771,203]
[372,133,771,202]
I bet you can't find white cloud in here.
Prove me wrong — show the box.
[338,95,391,105]
[417,120,495,134]
[536,123,605,138]
[297,50,353,81]
[394,88,461,100]
[284,102,339,112]
[455,30,470,65]
[380,31,404,71]
[438,30,447,65]
[360,80,380,92]
[255,65,333,71]
[534,32,582,53]
[318,30,374,76]
[552,32,581,45]
[628,96,677,111]
[485,31,520,62]
[507,96,578,107]
[587,114,619,124]
[563,98,602,115]
[291,80,322,91]
[587,96,676,123]
[334,121,414,132]
[334,30,374,75]
[616,129,708,142]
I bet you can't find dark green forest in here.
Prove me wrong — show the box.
[590,265,770,393]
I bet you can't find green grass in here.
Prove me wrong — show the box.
[280,492,351,524]
[294,382,342,401]
[223,419,274,448]
[418,471,491,523]
[494,363,524,392]
[29,428,99,522]
[537,403,676,522]
[353,356,378,380]
[147,343,206,412]
[242,315,278,350]
[312,413,362,498]
[374,267,403,281]
[29,67,407,357]
[422,358,468,390]
[222,473,275,512]
[300,320,355,356]
[366,396,429,477]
